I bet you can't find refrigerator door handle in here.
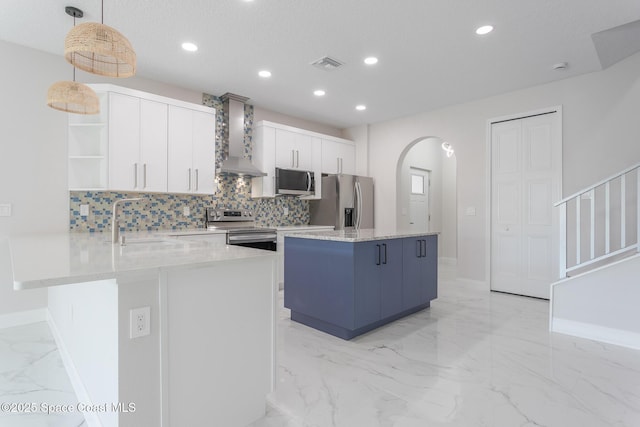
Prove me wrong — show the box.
[357,182,363,229]
[353,182,360,229]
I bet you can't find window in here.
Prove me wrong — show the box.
[411,174,424,195]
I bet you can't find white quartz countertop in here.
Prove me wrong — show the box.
[275,225,334,232]
[8,231,275,290]
[285,228,439,242]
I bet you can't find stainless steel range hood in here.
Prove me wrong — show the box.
[218,93,267,177]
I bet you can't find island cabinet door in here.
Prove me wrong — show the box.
[402,237,425,309]
[353,241,383,328]
[423,235,438,301]
[379,239,404,319]
[402,235,439,308]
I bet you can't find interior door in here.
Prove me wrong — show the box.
[408,168,430,232]
[491,112,561,299]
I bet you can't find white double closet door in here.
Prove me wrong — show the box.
[491,112,561,299]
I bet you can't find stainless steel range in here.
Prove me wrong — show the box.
[205,208,277,251]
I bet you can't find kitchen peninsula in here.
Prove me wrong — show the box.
[8,232,276,427]
[284,229,438,339]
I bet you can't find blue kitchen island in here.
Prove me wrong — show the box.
[284,229,438,340]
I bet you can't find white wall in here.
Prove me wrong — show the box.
[349,51,640,282]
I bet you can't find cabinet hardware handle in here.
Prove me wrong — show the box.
[134,163,138,189]
[188,168,192,191]
[421,240,427,257]
[195,169,199,191]
[337,157,340,173]
[382,243,387,264]
[143,163,147,189]
[296,150,300,168]
[375,244,381,265]
[340,158,343,173]
[291,150,295,168]
[416,240,421,257]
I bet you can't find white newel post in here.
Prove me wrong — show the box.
[559,202,567,279]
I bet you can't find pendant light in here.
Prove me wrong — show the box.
[64,0,136,78]
[47,7,100,115]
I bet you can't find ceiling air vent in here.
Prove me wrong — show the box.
[311,56,345,71]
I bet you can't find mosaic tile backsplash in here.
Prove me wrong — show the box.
[70,93,309,232]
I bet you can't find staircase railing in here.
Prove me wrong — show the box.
[555,162,640,279]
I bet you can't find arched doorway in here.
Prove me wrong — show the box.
[396,136,457,263]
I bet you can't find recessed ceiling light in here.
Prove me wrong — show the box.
[181,42,198,52]
[364,57,378,65]
[258,70,272,78]
[475,25,494,35]
[313,89,326,97]
[355,105,366,111]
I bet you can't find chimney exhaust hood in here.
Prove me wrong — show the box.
[218,93,267,177]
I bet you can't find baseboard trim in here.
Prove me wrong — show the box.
[0,308,47,329]
[47,310,103,427]
[552,318,640,350]
[455,278,488,288]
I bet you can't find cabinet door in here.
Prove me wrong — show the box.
[321,139,339,174]
[275,129,296,169]
[293,133,313,170]
[191,110,216,194]
[140,99,168,192]
[422,235,438,302]
[354,241,382,328]
[337,142,356,175]
[109,93,140,191]
[168,106,194,193]
[379,239,404,318]
[402,237,424,309]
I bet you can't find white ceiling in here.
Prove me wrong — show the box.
[2,0,640,129]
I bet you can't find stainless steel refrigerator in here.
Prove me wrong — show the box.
[310,174,374,230]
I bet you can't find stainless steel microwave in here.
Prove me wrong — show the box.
[275,168,315,196]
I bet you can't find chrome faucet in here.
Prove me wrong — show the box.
[111,198,143,244]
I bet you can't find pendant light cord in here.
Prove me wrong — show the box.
[101,0,104,24]
[72,14,77,82]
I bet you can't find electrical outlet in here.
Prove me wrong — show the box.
[283,207,289,216]
[183,206,190,216]
[80,204,89,216]
[130,306,151,339]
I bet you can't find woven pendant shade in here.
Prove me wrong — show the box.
[65,22,136,78]
[47,81,100,115]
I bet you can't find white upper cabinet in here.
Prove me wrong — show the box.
[168,106,216,194]
[68,84,215,194]
[109,93,168,192]
[321,139,356,175]
[251,121,354,199]
[274,129,313,171]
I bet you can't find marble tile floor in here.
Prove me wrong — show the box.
[250,272,640,427]
[1,268,639,427]
[0,321,86,427]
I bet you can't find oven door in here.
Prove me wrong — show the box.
[227,232,277,251]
